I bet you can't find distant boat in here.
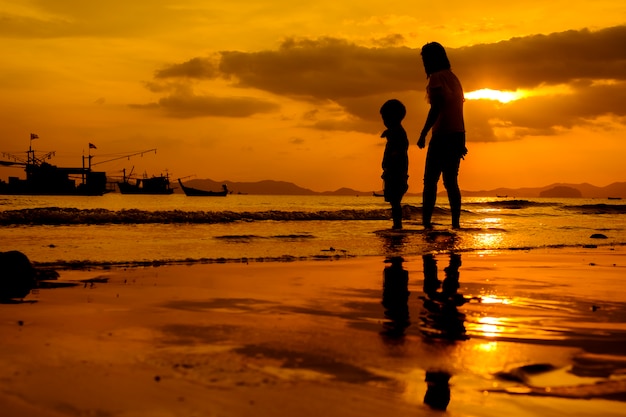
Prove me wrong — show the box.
[373,191,384,197]
[118,170,173,195]
[608,197,622,200]
[0,137,108,196]
[178,179,228,197]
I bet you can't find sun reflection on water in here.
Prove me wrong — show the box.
[476,341,499,352]
[480,296,512,305]
[475,317,505,337]
[478,217,503,224]
[467,295,517,338]
[469,217,506,249]
[473,232,504,249]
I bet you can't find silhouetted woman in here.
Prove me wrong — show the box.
[417,42,467,229]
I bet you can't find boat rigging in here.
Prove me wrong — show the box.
[0,134,160,196]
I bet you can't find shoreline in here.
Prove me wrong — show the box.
[28,241,626,271]
[2,247,625,416]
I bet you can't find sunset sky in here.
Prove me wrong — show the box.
[1,1,625,192]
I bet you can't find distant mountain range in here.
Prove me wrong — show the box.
[178,179,626,199]
[465,182,626,199]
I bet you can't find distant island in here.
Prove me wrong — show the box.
[179,179,626,199]
[538,186,582,198]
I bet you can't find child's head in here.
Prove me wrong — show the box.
[380,99,406,127]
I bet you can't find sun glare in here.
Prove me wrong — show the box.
[465,84,575,104]
[465,88,525,103]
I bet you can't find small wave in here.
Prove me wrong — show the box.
[28,242,626,271]
[563,204,626,214]
[31,253,356,270]
[459,227,507,232]
[214,234,262,242]
[273,234,315,240]
[469,200,556,209]
[214,234,315,242]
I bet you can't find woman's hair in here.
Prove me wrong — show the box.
[421,42,451,77]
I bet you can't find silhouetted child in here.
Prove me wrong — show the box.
[380,99,409,229]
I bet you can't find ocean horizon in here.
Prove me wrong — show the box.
[175,178,626,199]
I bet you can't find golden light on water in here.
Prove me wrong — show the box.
[475,316,505,338]
[467,296,515,338]
[476,341,499,352]
[478,217,503,224]
[480,296,511,305]
[471,216,505,248]
[473,232,504,249]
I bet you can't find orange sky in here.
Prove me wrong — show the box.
[1,1,625,192]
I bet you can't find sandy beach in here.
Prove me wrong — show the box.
[1,247,626,417]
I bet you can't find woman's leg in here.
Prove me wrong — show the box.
[423,145,441,228]
[442,156,462,228]
[391,200,403,229]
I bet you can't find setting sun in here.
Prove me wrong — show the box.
[465,89,525,103]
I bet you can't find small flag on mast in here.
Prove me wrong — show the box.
[89,143,97,149]
[30,133,39,140]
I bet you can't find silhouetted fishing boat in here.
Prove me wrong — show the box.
[178,179,228,196]
[118,170,173,195]
[0,135,108,195]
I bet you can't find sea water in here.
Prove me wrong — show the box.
[0,194,625,266]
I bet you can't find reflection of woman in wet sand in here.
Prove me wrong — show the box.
[417,42,467,229]
[420,253,468,341]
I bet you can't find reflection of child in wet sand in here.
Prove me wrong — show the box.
[380,99,409,230]
[381,256,410,342]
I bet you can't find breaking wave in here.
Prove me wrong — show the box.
[1,202,625,226]
[0,206,417,225]
[466,199,557,209]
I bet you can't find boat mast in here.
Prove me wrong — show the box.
[26,133,38,180]
[82,145,94,184]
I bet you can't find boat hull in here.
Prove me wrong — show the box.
[178,179,228,197]
[118,174,173,195]
[0,166,107,196]
[117,182,174,195]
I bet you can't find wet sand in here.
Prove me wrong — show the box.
[1,248,626,417]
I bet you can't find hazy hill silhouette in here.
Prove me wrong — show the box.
[182,179,317,195]
[464,182,626,198]
[177,179,626,198]
[539,186,582,198]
